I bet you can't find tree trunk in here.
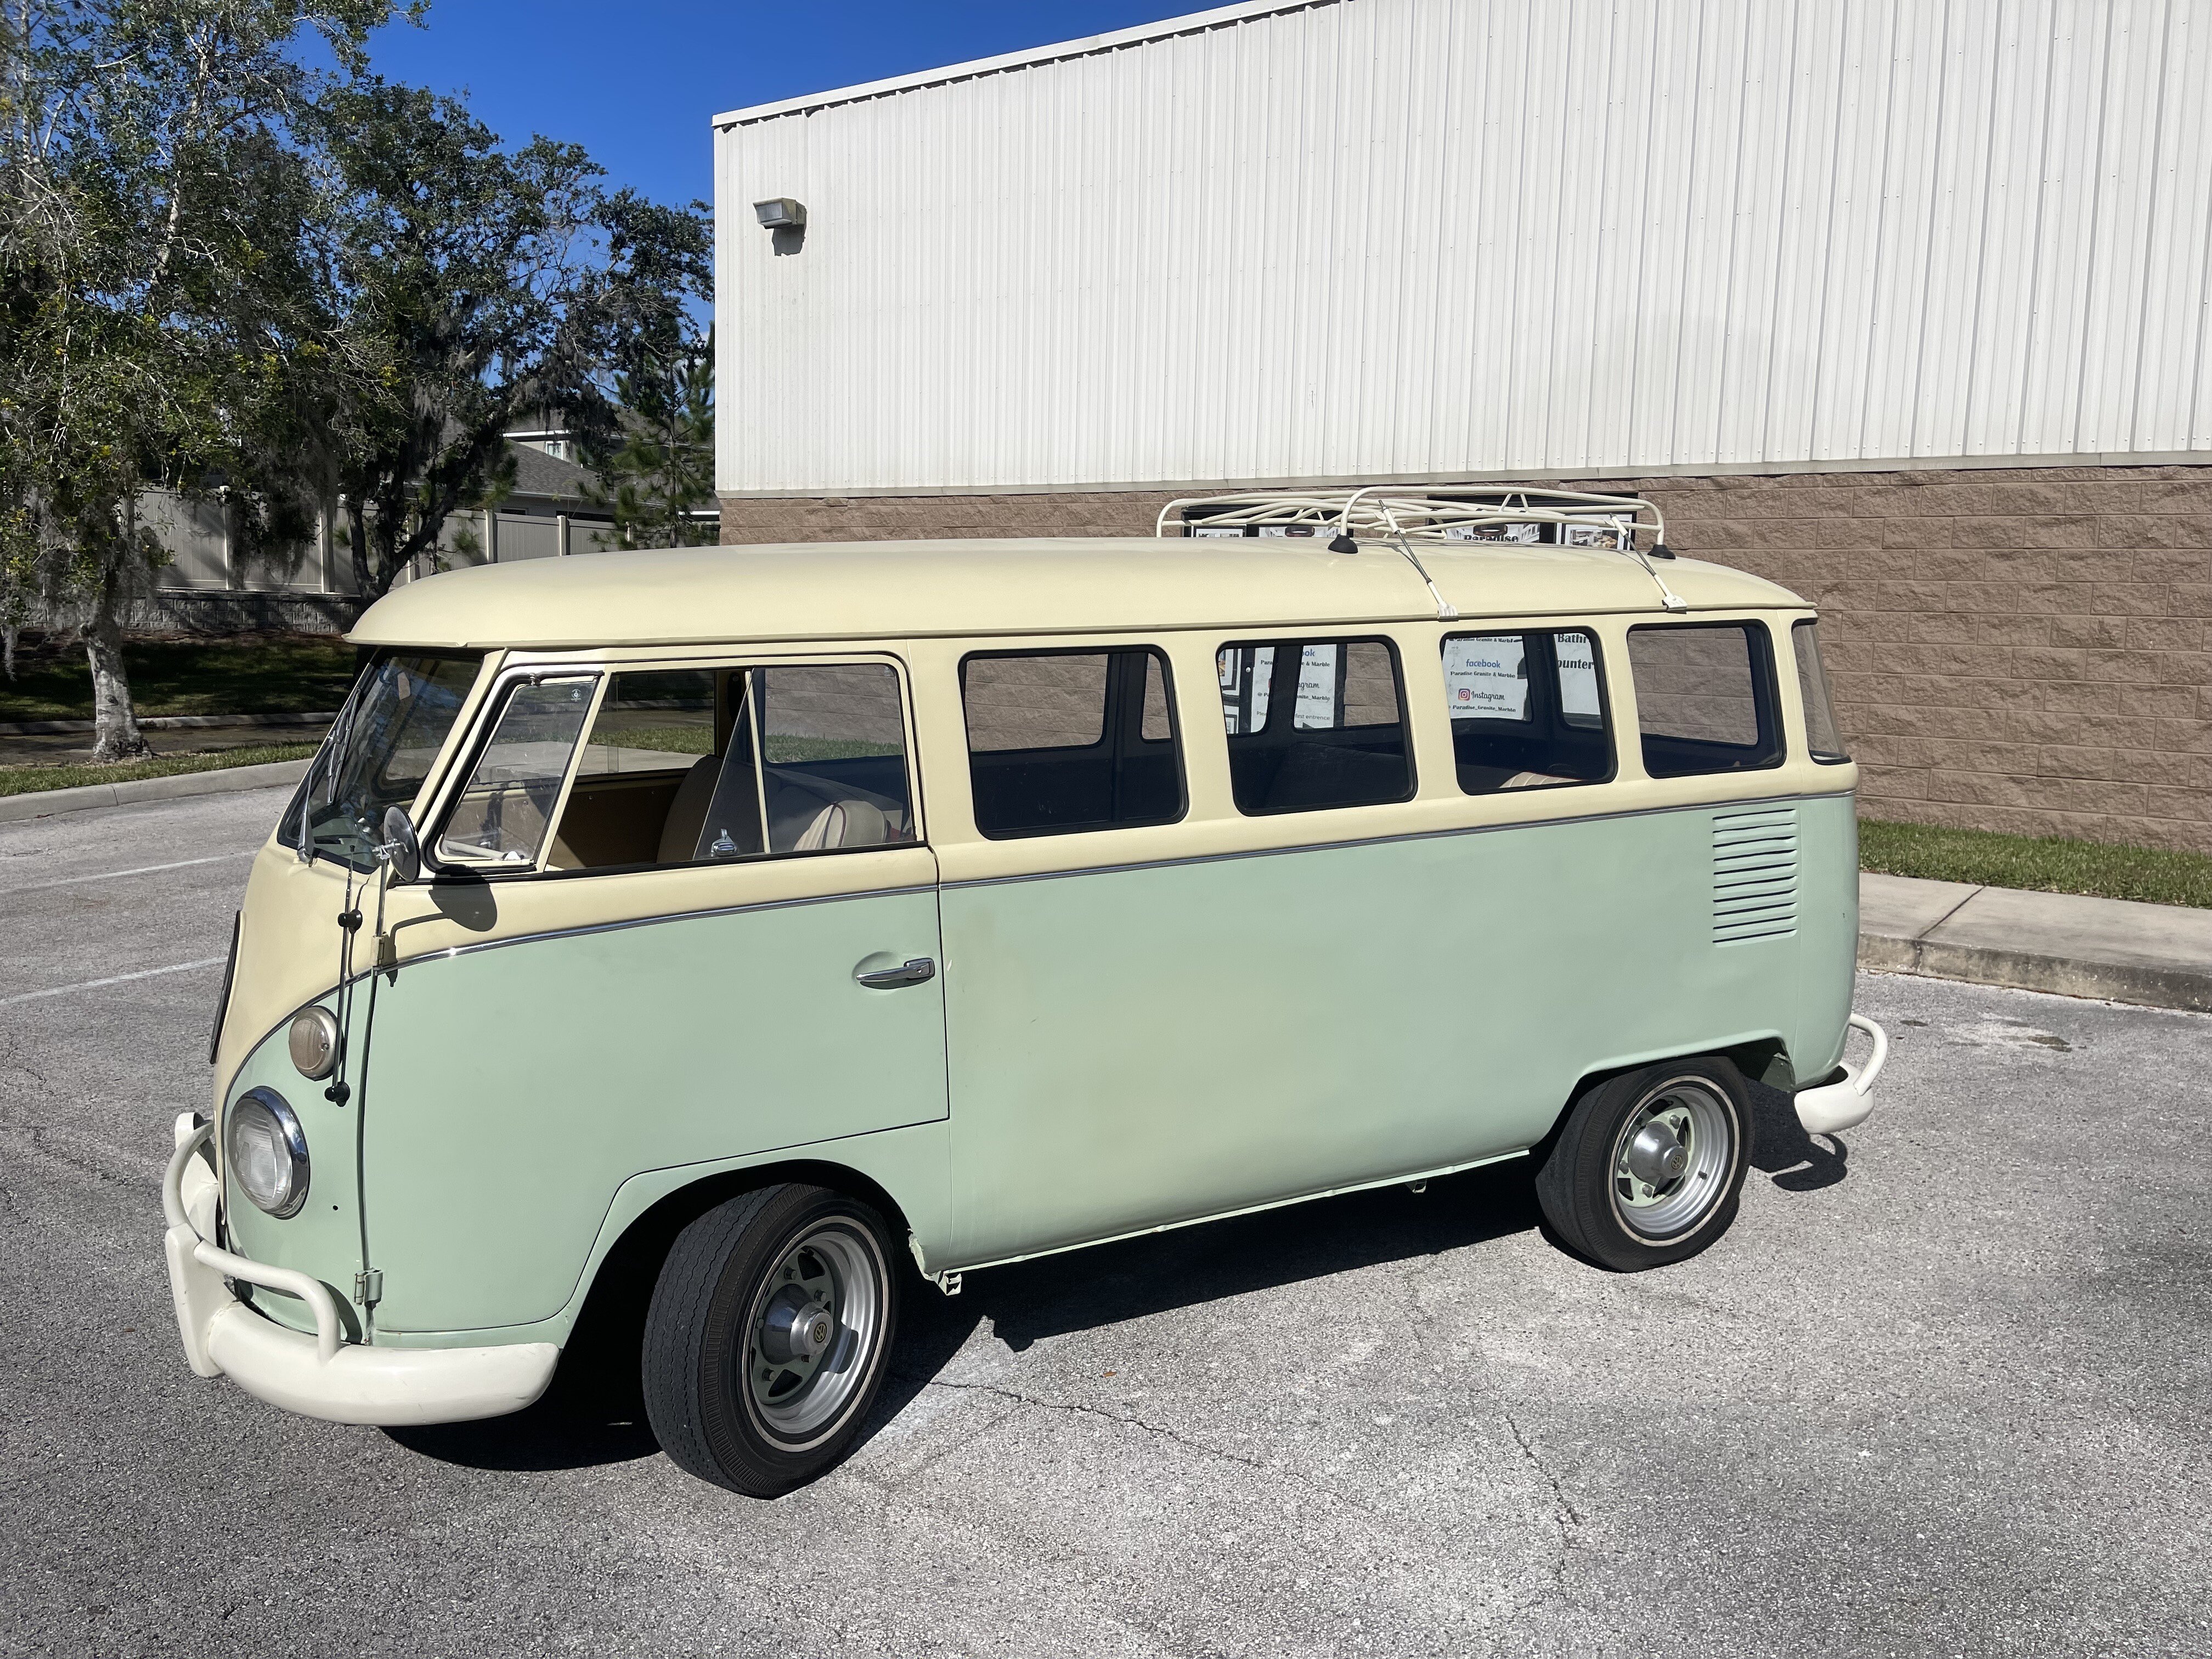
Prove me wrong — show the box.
[347,499,375,624]
[85,573,150,763]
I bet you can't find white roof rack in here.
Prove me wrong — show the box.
[1155,484,1688,618]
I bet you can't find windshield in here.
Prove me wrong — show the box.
[277,651,486,871]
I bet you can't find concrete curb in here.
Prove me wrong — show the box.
[0,710,337,736]
[1858,872,2212,1014]
[0,758,311,825]
[1858,930,2212,1014]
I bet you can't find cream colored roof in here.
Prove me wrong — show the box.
[348,538,1808,650]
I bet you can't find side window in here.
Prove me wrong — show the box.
[1791,620,1850,763]
[1627,622,1784,778]
[1217,637,1411,814]
[437,676,598,867]
[961,647,1183,838]
[1439,629,1613,794]
[549,662,917,871]
[754,664,917,851]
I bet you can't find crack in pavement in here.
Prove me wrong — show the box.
[1504,1410,1584,1542]
[918,1376,1393,1522]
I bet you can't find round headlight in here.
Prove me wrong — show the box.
[225,1087,309,1218]
[287,1006,340,1079]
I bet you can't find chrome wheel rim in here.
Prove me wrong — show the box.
[742,1222,885,1446]
[1609,1077,1735,1240]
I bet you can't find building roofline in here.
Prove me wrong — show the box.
[711,0,1331,128]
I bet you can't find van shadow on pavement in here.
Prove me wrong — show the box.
[390,1080,1848,1476]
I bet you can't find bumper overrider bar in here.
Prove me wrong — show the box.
[1792,1014,1887,1136]
[162,1115,557,1427]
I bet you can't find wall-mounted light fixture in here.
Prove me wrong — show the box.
[753,198,806,230]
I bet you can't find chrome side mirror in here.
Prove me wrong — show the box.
[378,805,422,884]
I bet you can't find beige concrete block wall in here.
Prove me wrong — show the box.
[723,462,2212,853]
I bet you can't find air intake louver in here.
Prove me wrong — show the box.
[1712,805,1799,944]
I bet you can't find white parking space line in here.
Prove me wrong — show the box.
[0,852,255,898]
[0,957,227,1008]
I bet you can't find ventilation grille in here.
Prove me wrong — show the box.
[1712,805,1799,944]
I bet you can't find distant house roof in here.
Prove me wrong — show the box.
[506,441,597,506]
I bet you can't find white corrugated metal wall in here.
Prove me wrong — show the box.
[714,0,2212,496]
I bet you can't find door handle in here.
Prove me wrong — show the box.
[855,956,935,990]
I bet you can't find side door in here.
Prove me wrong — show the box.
[358,652,949,1336]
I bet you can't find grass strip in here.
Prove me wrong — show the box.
[0,743,320,798]
[1861,818,2212,910]
[0,635,359,722]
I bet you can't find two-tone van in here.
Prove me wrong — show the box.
[166,487,1885,1496]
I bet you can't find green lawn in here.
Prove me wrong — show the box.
[1860,819,2212,910]
[0,634,358,723]
[0,743,319,798]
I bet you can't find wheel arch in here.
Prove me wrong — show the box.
[1536,1035,1793,1153]
[551,1155,923,1388]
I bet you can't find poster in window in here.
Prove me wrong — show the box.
[1442,637,1529,720]
[1560,516,1632,549]
[1554,631,1602,725]
[1217,646,1276,734]
[1444,521,1544,544]
[1293,644,1339,729]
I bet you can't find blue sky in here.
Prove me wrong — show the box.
[357,2,1208,210]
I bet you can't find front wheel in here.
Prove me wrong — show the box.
[1533,1057,1754,1271]
[642,1183,899,1496]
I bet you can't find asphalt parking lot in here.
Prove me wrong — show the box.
[3,786,2207,1658]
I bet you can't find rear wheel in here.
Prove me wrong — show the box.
[642,1183,898,1496]
[1533,1057,1753,1271]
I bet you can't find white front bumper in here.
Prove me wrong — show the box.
[163,1117,557,1427]
[1793,1014,1888,1136]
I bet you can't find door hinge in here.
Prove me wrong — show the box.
[354,1268,383,1307]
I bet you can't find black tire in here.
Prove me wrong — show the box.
[1533,1056,1755,1272]
[642,1183,899,1496]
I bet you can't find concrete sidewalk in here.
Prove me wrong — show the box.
[1860,872,2212,1013]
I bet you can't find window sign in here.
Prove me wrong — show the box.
[1189,522,1246,538]
[1293,644,1340,729]
[1555,632,1602,726]
[1442,636,1530,721]
[1217,646,1275,735]
[1444,521,1543,544]
[1561,516,1633,549]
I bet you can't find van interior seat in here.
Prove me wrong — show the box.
[1257,740,1409,812]
[764,766,897,850]
[657,754,723,864]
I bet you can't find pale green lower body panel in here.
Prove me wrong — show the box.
[232,792,1857,1351]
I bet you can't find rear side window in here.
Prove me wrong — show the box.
[1627,622,1784,778]
[1217,637,1412,814]
[1439,629,1613,794]
[961,648,1183,837]
[1792,620,1850,763]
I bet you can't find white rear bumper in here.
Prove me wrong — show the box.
[163,1116,557,1427]
[1793,1014,1888,1136]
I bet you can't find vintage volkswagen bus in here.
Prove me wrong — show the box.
[165,488,1885,1496]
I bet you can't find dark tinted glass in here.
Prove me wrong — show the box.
[1440,630,1613,794]
[1217,638,1411,814]
[962,648,1184,837]
[1628,623,1784,778]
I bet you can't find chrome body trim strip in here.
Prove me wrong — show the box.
[938,789,1857,893]
[336,789,1851,978]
